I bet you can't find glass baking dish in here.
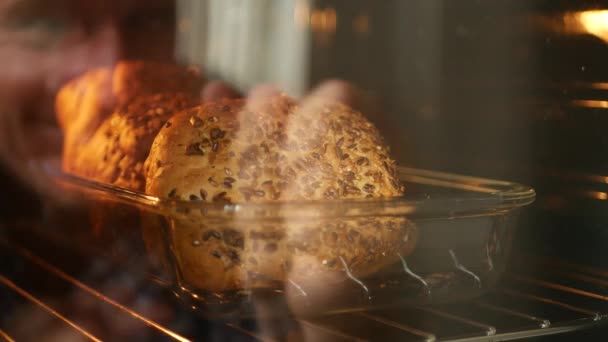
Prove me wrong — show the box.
[39,161,534,318]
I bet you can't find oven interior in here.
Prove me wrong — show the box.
[2,0,608,341]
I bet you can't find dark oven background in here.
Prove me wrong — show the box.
[308,0,608,270]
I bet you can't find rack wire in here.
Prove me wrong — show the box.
[0,222,606,341]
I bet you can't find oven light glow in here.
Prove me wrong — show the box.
[559,10,608,43]
[353,14,370,35]
[586,191,608,200]
[310,8,337,33]
[577,10,608,43]
[571,99,608,108]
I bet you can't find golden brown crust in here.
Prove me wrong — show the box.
[56,68,114,170]
[282,96,404,199]
[144,97,293,201]
[57,61,204,191]
[144,96,403,202]
[143,96,412,292]
[66,93,199,191]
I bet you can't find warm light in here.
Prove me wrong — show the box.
[558,10,608,43]
[586,191,608,200]
[353,14,370,35]
[310,9,323,31]
[310,8,337,34]
[323,8,337,33]
[577,10,608,43]
[572,99,608,108]
[535,10,608,43]
[585,82,608,90]
[294,1,310,28]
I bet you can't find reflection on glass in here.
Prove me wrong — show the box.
[310,7,337,34]
[585,191,608,200]
[353,14,370,35]
[533,9,608,42]
[554,10,608,42]
[293,0,310,28]
[577,10,608,43]
[571,99,608,109]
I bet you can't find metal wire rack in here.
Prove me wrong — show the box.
[0,222,606,341]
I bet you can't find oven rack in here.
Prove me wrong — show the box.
[0,222,606,341]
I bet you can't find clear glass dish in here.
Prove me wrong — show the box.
[39,160,534,318]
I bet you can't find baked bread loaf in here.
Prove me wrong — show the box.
[145,96,403,201]
[57,61,204,190]
[143,96,415,292]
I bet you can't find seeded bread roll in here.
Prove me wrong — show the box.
[143,96,415,292]
[57,61,204,190]
[65,92,200,191]
[145,96,403,201]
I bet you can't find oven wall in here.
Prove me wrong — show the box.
[307,0,608,268]
[176,0,608,265]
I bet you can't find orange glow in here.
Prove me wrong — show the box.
[324,8,337,33]
[572,99,608,108]
[0,328,15,342]
[583,82,608,90]
[353,14,370,35]
[577,10,608,43]
[559,10,608,43]
[586,191,608,200]
[310,8,337,33]
[310,10,322,30]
